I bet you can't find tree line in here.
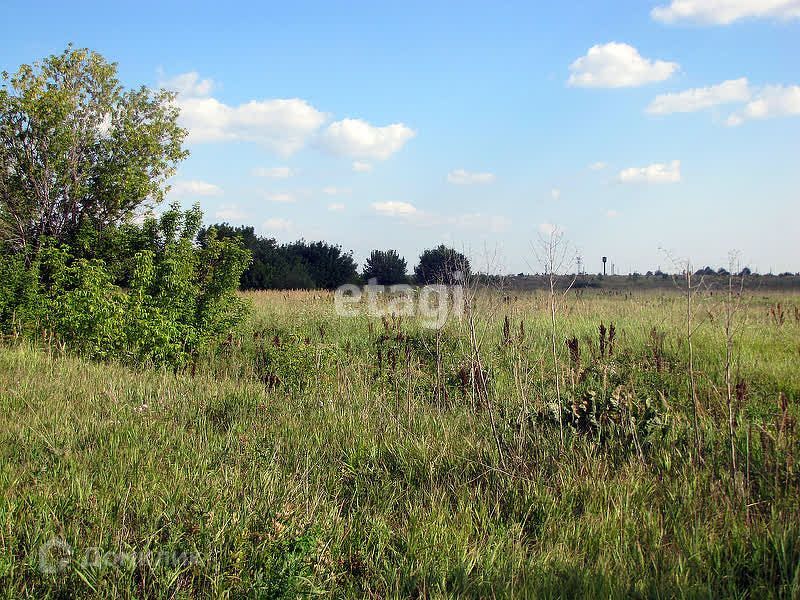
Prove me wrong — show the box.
[206,223,471,290]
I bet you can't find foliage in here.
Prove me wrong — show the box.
[413,244,471,285]
[0,204,250,368]
[361,249,408,285]
[206,224,357,290]
[0,45,187,256]
[283,240,358,289]
[1,288,799,597]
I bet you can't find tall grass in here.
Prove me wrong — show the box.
[0,288,798,597]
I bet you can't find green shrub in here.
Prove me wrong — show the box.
[0,204,251,369]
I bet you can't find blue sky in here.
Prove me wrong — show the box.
[2,0,799,274]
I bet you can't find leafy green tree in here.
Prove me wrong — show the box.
[362,249,408,285]
[201,224,316,290]
[0,45,187,256]
[414,245,470,285]
[0,47,249,368]
[283,240,358,289]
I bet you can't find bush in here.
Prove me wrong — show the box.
[0,204,251,369]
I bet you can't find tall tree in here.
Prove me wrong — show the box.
[362,249,408,285]
[0,45,187,256]
[283,240,358,289]
[414,245,470,285]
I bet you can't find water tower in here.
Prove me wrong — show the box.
[602,256,607,276]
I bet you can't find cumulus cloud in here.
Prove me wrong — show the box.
[162,71,326,154]
[163,71,416,160]
[322,186,350,196]
[177,96,326,155]
[159,71,214,98]
[651,0,800,24]
[320,119,415,160]
[618,160,682,184]
[170,179,223,196]
[646,78,751,114]
[447,169,496,185]
[215,204,247,221]
[551,188,561,200]
[371,201,418,217]
[589,161,608,170]
[352,161,373,173]
[266,192,296,203]
[568,42,679,88]
[252,166,294,178]
[726,85,800,125]
[328,203,346,212]
[262,217,292,232]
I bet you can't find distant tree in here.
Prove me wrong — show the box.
[0,45,187,257]
[202,224,320,290]
[414,245,471,285]
[739,267,752,277]
[283,240,358,289]
[362,249,407,285]
[695,266,716,277]
[717,267,730,277]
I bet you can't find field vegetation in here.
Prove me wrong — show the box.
[1,287,799,597]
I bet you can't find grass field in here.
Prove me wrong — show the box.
[1,287,799,597]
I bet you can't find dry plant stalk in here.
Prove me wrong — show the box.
[533,228,577,449]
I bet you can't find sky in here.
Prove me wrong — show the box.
[2,0,799,274]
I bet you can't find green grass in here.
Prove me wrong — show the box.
[1,289,799,597]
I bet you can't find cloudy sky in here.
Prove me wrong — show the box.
[2,0,799,274]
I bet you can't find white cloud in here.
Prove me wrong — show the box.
[252,166,294,178]
[215,204,247,221]
[322,186,350,195]
[371,201,418,217]
[618,160,682,184]
[177,96,326,155]
[328,203,346,212]
[568,42,679,88]
[352,161,373,173]
[589,161,608,170]
[646,78,751,114]
[726,85,800,125]
[160,71,214,98]
[266,192,295,203]
[607,209,619,218]
[652,0,800,24]
[551,188,561,200]
[164,71,416,160]
[321,119,415,160]
[170,179,223,196]
[447,169,496,185]
[262,217,292,232]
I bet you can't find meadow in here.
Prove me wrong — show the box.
[1,286,799,598]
